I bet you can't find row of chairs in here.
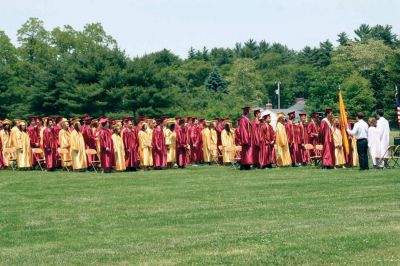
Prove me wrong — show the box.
[377,145,400,168]
[3,147,102,172]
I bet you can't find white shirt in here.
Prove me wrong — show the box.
[376,116,390,154]
[347,119,368,140]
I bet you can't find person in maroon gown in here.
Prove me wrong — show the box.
[263,114,276,168]
[43,118,58,170]
[27,117,41,166]
[81,116,97,169]
[152,119,167,170]
[98,117,115,172]
[307,112,320,156]
[319,108,335,168]
[252,109,262,168]
[0,131,4,169]
[176,119,189,168]
[236,106,254,170]
[285,111,300,166]
[297,113,310,165]
[190,118,203,165]
[258,117,268,168]
[184,118,192,165]
[122,118,138,171]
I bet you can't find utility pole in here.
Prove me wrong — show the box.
[275,81,281,109]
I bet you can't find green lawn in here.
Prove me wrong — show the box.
[0,166,399,265]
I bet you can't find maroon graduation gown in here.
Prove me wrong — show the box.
[319,118,335,167]
[152,126,167,167]
[236,115,254,165]
[43,127,58,169]
[176,125,188,167]
[98,128,115,169]
[122,128,138,168]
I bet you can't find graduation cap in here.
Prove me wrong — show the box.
[312,112,320,118]
[299,113,307,118]
[262,114,271,119]
[288,111,296,119]
[72,118,81,126]
[82,115,93,121]
[55,116,64,124]
[277,112,285,119]
[325,108,333,114]
[28,116,36,122]
[47,117,55,123]
[253,109,261,116]
[99,117,108,124]
[2,119,11,125]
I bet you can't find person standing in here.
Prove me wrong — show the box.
[165,120,176,168]
[307,112,320,157]
[286,111,300,166]
[236,107,254,170]
[70,119,88,171]
[201,121,212,165]
[15,121,32,169]
[264,114,276,168]
[152,119,167,170]
[275,113,291,167]
[252,109,262,168]
[121,118,138,171]
[58,119,72,169]
[98,118,115,173]
[0,119,12,167]
[112,124,126,171]
[376,109,390,167]
[367,118,381,168]
[221,121,235,165]
[347,112,369,170]
[319,109,335,169]
[138,123,152,170]
[176,119,189,168]
[43,118,58,171]
[332,119,346,168]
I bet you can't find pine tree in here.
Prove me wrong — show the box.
[205,66,227,93]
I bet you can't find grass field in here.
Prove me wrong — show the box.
[0,166,399,265]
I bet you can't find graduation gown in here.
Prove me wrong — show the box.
[27,125,41,165]
[296,122,309,164]
[138,130,152,167]
[98,128,115,169]
[112,133,126,171]
[190,125,202,163]
[121,128,138,168]
[307,119,320,157]
[333,128,346,166]
[275,122,292,167]
[221,129,235,163]
[58,129,72,167]
[165,128,176,164]
[70,130,88,170]
[0,137,4,169]
[368,127,381,166]
[176,125,188,166]
[15,130,32,168]
[266,124,276,165]
[285,120,301,164]
[236,115,254,165]
[252,118,261,166]
[43,127,58,169]
[201,128,212,163]
[0,130,11,166]
[152,126,167,167]
[81,124,97,166]
[319,118,335,167]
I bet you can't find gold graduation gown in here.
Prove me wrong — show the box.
[112,133,126,171]
[333,128,346,166]
[138,130,152,167]
[15,130,32,168]
[201,128,212,162]
[221,130,235,163]
[275,122,292,167]
[0,130,11,166]
[164,128,176,163]
[70,130,88,170]
[58,129,72,167]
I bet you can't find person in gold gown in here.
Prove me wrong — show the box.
[14,121,32,169]
[58,119,72,168]
[138,123,152,170]
[333,118,346,168]
[164,119,176,168]
[112,124,126,171]
[0,119,12,167]
[275,113,292,167]
[201,121,212,164]
[70,119,88,171]
[221,121,235,165]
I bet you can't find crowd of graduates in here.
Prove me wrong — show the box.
[0,106,390,172]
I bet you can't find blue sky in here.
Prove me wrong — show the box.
[1,0,399,58]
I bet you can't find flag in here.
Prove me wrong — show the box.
[396,86,400,128]
[275,88,279,95]
[339,89,350,156]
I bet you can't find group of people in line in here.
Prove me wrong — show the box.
[0,107,391,172]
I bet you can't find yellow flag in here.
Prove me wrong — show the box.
[339,89,349,156]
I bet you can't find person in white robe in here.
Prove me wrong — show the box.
[367,118,381,168]
[376,109,390,167]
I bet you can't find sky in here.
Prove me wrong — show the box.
[1,0,399,58]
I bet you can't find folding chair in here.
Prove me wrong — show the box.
[86,149,101,173]
[32,148,46,171]
[384,145,400,168]
[310,144,323,167]
[234,145,242,166]
[58,148,72,171]
[4,147,17,171]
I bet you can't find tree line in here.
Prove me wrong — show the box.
[0,18,399,125]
